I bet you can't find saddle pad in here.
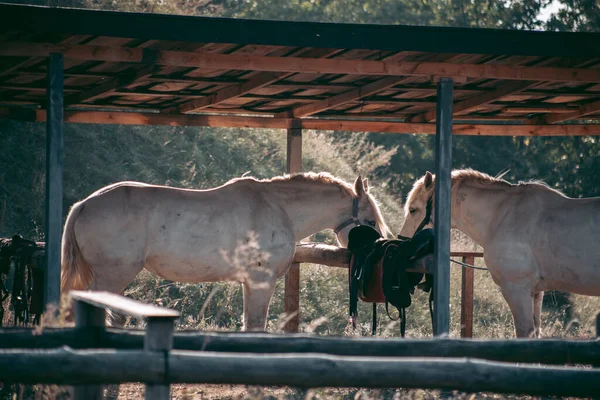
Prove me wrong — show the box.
[349,254,386,303]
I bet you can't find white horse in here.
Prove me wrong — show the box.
[61,172,391,331]
[399,169,600,338]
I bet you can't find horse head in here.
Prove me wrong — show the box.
[334,175,391,247]
[398,171,435,239]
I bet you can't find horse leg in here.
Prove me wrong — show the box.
[533,291,544,337]
[499,283,535,338]
[87,261,143,326]
[242,279,277,331]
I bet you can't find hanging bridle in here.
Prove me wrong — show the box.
[334,197,361,234]
[398,194,433,240]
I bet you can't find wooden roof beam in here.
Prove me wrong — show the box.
[2,3,600,58]
[173,72,289,114]
[542,100,600,123]
[281,76,408,118]
[66,65,156,105]
[172,48,344,114]
[409,81,538,123]
[3,108,592,136]
[2,42,600,82]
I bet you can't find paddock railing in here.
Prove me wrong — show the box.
[293,242,484,337]
[0,291,599,400]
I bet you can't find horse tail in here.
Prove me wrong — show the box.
[61,201,93,293]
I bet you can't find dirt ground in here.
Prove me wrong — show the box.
[111,384,547,400]
[114,384,294,400]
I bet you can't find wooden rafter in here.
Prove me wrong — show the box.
[5,108,593,136]
[2,42,600,82]
[7,78,600,99]
[542,100,600,123]
[66,65,156,105]
[282,76,408,118]
[409,81,538,123]
[174,72,287,113]
[172,48,344,114]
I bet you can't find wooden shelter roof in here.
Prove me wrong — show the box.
[1,2,599,136]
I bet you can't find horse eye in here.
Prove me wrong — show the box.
[409,208,417,215]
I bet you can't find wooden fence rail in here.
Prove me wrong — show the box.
[70,290,179,400]
[1,328,599,365]
[2,291,597,399]
[294,242,484,337]
[0,347,599,397]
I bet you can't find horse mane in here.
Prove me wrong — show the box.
[406,168,566,210]
[228,172,355,195]
[229,172,391,237]
[452,169,566,196]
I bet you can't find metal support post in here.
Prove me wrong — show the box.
[433,78,453,336]
[44,53,64,310]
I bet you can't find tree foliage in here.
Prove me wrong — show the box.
[7,0,599,199]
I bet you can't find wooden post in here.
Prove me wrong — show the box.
[460,255,475,338]
[44,53,64,310]
[73,300,106,400]
[433,78,453,336]
[284,120,302,333]
[144,317,175,400]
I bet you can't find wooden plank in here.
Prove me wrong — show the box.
[47,110,294,129]
[3,42,600,82]
[284,120,302,333]
[286,76,407,117]
[411,81,538,122]
[1,348,600,397]
[292,242,431,274]
[166,353,600,396]
[301,119,600,136]
[3,328,600,366]
[2,3,600,58]
[13,109,600,136]
[176,72,287,113]
[73,300,105,400]
[144,318,174,400]
[69,291,180,319]
[294,243,351,268]
[66,65,155,105]
[450,251,484,258]
[543,100,600,123]
[460,255,475,338]
[504,106,575,114]
[44,53,63,310]
[174,48,345,114]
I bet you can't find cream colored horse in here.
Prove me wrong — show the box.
[399,169,600,338]
[61,172,390,331]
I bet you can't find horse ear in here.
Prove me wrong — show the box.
[363,178,370,192]
[354,175,366,196]
[424,171,433,188]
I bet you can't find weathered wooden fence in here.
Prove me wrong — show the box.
[0,291,599,400]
